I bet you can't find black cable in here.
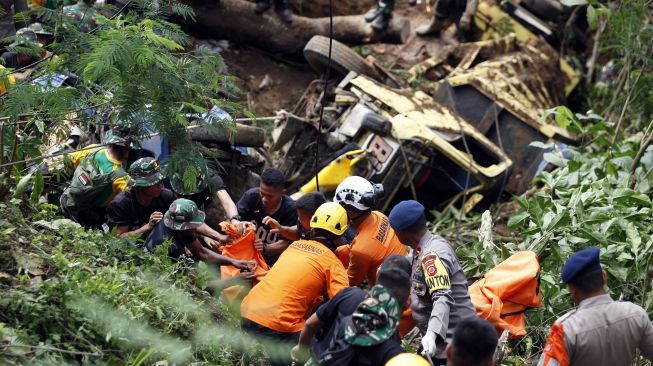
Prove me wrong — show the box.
[314,0,333,193]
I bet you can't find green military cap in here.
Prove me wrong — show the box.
[128,157,164,187]
[28,23,53,36]
[103,127,132,147]
[344,285,402,346]
[10,28,41,47]
[170,167,208,196]
[164,198,205,230]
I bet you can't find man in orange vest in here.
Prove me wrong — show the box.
[333,176,407,287]
[240,202,349,366]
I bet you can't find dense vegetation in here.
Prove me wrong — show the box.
[0,0,652,364]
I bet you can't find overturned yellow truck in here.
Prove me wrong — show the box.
[272,5,581,215]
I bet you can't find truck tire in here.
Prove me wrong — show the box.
[303,36,381,81]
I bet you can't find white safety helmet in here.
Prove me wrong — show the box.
[334,176,383,211]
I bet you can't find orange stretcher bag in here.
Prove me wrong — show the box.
[219,223,270,304]
[469,251,541,338]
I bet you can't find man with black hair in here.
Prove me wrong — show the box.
[446,317,497,366]
[388,200,476,365]
[240,202,349,366]
[292,254,412,366]
[262,192,326,241]
[333,176,407,287]
[107,157,175,238]
[538,247,653,365]
[234,168,297,266]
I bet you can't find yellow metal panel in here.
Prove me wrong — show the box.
[349,76,512,178]
[474,1,580,95]
[390,114,512,179]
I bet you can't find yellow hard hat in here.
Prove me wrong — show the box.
[385,353,430,366]
[310,202,348,236]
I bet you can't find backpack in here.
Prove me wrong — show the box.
[61,149,127,211]
[314,315,374,366]
[315,316,356,366]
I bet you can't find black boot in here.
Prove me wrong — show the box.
[254,0,271,14]
[364,7,383,22]
[274,0,293,24]
[370,12,391,30]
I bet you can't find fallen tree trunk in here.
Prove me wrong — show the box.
[189,123,266,147]
[181,0,411,54]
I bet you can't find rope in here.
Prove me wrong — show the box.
[314,0,334,193]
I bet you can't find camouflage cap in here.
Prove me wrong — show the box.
[344,285,402,346]
[164,198,205,230]
[170,169,208,196]
[10,28,41,47]
[129,157,164,187]
[63,2,98,33]
[103,127,132,147]
[28,23,53,36]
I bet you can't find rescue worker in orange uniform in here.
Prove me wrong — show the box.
[333,176,408,287]
[240,202,350,366]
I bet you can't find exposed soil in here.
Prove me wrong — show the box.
[222,47,317,117]
[215,0,460,118]
[288,0,368,18]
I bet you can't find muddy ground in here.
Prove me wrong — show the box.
[210,0,459,117]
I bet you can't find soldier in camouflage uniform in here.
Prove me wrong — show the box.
[106,157,176,238]
[344,285,402,345]
[144,198,254,270]
[169,157,238,223]
[388,200,476,366]
[1,27,47,69]
[364,0,395,31]
[291,254,412,366]
[63,0,98,33]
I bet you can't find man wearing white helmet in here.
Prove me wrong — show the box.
[334,176,408,287]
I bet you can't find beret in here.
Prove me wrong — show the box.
[561,247,601,284]
[389,200,425,231]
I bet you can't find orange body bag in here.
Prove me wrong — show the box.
[219,223,270,304]
[469,251,542,338]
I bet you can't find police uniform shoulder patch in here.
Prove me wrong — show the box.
[421,252,450,294]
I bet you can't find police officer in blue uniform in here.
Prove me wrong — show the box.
[388,200,476,365]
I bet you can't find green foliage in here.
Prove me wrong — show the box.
[0,0,243,200]
[0,203,272,365]
[451,111,653,363]
[587,0,653,132]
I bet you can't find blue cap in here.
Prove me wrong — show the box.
[561,247,601,284]
[388,200,425,231]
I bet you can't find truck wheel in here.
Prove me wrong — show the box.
[303,35,381,81]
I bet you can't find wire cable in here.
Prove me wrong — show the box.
[313,0,333,193]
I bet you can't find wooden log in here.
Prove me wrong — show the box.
[188,123,266,147]
[181,0,411,54]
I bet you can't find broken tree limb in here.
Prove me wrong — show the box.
[180,0,411,54]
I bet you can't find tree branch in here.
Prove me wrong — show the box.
[629,119,653,189]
